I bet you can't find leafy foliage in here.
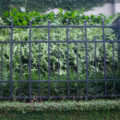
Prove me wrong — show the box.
[2,8,107,25]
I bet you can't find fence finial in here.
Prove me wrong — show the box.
[11,20,13,25]
[29,20,32,26]
[66,19,69,25]
[84,20,87,25]
[48,20,51,24]
[102,19,105,25]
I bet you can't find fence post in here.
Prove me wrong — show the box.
[94,36,97,96]
[102,19,107,95]
[10,20,13,100]
[118,19,120,82]
[112,42,115,95]
[29,20,32,102]
[19,34,22,99]
[66,20,70,97]
[84,20,88,99]
[0,43,3,97]
[48,20,50,98]
[76,38,79,95]
[38,42,41,99]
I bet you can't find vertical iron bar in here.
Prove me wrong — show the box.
[29,20,32,102]
[66,20,70,96]
[1,44,3,81]
[118,21,120,80]
[38,43,41,98]
[57,40,60,92]
[48,21,50,98]
[112,43,115,95]
[94,37,97,96]
[102,20,107,95]
[0,43,3,97]
[57,42,60,81]
[84,21,88,99]
[76,43,79,95]
[20,35,22,97]
[118,39,120,79]
[10,20,13,100]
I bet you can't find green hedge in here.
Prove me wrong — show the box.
[0,99,120,112]
[0,100,120,120]
[0,110,120,120]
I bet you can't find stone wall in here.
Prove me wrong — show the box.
[84,3,114,17]
[45,0,120,17]
[114,0,120,14]
[84,0,120,17]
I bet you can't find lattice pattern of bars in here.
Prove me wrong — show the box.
[0,20,120,101]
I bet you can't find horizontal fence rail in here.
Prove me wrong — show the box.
[0,20,120,101]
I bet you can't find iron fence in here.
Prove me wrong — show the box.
[0,20,120,102]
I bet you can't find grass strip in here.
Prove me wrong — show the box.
[0,99,120,113]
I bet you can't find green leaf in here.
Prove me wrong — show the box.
[59,8,63,12]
